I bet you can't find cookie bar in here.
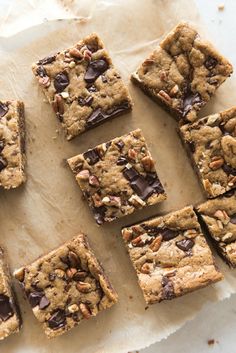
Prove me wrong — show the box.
[32,33,132,140]
[0,247,21,340]
[121,206,223,304]
[0,100,26,189]
[131,22,233,124]
[14,234,118,338]
[180,106,236,198]
[197,190,236,267]
[67,129,166,224]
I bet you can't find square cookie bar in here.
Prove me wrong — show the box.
[14,234,118,338]
[122,206,223,304]
[32,33,132,140]
[132,22,233,124]
[180,106,236,198]
[197,190,236,267]
[0,247,21,340]
[67,129,166,224]
[0,100,26,189]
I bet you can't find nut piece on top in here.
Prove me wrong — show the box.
[0,100,26,189]
[132,22,233,124]
[0,247,21,340]
[197,190,236,267]
[180,106,236,198]
[14,234,118,339]
[67,129,166,225]
[121,206,223,304]
[32,33,132,140]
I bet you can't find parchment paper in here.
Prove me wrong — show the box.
[0,1,236,352]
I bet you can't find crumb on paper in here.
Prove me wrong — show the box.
[129,295,133,300]
[218,3,225,11]
[207,339,218,346]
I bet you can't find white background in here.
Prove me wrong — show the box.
[143,1,236,352]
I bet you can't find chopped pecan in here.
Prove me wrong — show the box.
[157,90,172,104]
[214,210,230,225]
[209,156,224,170]
[141,155,155,172]
[92,193,103,207]
[150,236,162,252]
[128,148,137,160]
[102,196,121,208]
[38,76,50,87]
[79,303,92,319]
[52,94,64,115]
[77,169,90,180]
[122,229,133,242]
[131,235,143,247]
[76,282,91,293]
[140,263,151,274]
[69,47,83,59]
[66,268,77,278]
[89,175,100,187]
[68,304,79,313]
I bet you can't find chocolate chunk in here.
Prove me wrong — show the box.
[0,294,14,321]
[39,296,50,310]
[54,72,69,92]
[86,108,104,127]
[86,102,130,128]
[48,309,66,330]
[36,65,47,77]
[130,175,154,200]
[187,140,195,153]
[117,156,127,166]
[28,291,44,308]
[84,59,109,84]
[101,74,108,83]
[0,157,7,171]
[0,102,9,117]
[224,190,235,198]
[161,276,175,300]
[123,167,139,181]
[176,238,195,251]
[230,214,236,224]
[182,91,202,118]
[87,85,97,93]
[0,140,5,153]
[38,55,56,65]
[151,178,165,194]
[92,206,106,225]
[205,57,218,70]
[83,149,100,165]
[116,140,125,151]
[222,163,236,176]
[78,96,93,107]
[161,228,179,241]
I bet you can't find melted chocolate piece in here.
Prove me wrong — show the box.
[39,296,50,310]
[182,91,202,118]
[86,102,130,128]
[0,102,9,118]
[28,291,44,308]
[161,276,175,300]
[83,149,100,165]
[224,190,235,198]
[116,140,125,151]
[230,214,236,224]
[48,309,66,329]
[130,175,154,200]
[87,85,97,93]
[54,72,69,92]
[117,156,127,166]
[151,178,165,194]
[176,238,195,251]
[92,206,106,225]
[36,65,47,77]
[122,167,139,181]
[222,163,236,176]
[84,59,109,84]
[205,56,218,70]
[78,96,93,107]
[0,157,7,171]
[38,55,56,65]
[161,228,179,241]
[0,294,14,321]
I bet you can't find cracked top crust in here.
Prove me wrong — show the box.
[32,33,132,140]
[122,206,223,304]
[197,190,236,267]
[132,22,233,123]
[0,100,26,189]
[14,234,118,338]
[67,129,166,224]
[180,106,236,198]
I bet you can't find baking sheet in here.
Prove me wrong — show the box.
[0,0,236,352]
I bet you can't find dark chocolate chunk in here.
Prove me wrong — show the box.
[54,72,69,92]
[0,140,5,153]
[116,140,125,151]
[28,291,44,308]
[222,163,236,176]
[86,102,130,128]
[187,140,195,153]
[101,74,108,83]
[205,57,218,70]
[117,156,127,166]
[123,167,139,181]
[39,296,50,310]
[182,91,202,118]
[0,102,9,117]
[83,149,100,165]
[87,85,97,93]
[86,108,104,127]
[37,55,56,65]
[224,190,235,198]
[151,178,165,194]
[84,59,109,84]
[230,214,236,224]
[92,206,106,225]
[48,309,66,330]
[36,65,47,77]
[0,157,7,171]
[0,294,14,321]
[176,238,195,251]
[161,228,179,241]
[130,175,154,200]
[78,96,93,107]
[161,276,175,300]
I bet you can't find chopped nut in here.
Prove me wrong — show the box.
[207,114,219,126]
[140,263,151,274]
[83,49,92,61]
[69,61,76,68]
[209,157,224,170]
[159,70,167,81]
[73,271,87,281]
[128,148,137,160]
[122,229,133,242]
[14,267,25,282]
[128,194,146,207]
[69,47,83,59]
[55,269,65,278]
[222,232,233,242]
[214,210,230,225]
[141,155,155,172]
[228,176,236,186]
[131,235,143,247]
[77,169,90,180]
[92,193,102,207]
[68,303,79,313]
[66,267,77,278]
[102,196,121,208]
[61,91,69,99]
[169,84,179,96]
[217,220,224,229]
[68,251,79,268]
[157,90,172,104]
[150,236,162,252]
[52,94,64,115]
[183,229,198,238]
[143,59,154,66]
[76,281,92,293]
[38,76,50,87]
[79,303,92,319]
[89,175,100,187]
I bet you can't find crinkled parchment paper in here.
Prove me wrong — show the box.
[0,1,236,352]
